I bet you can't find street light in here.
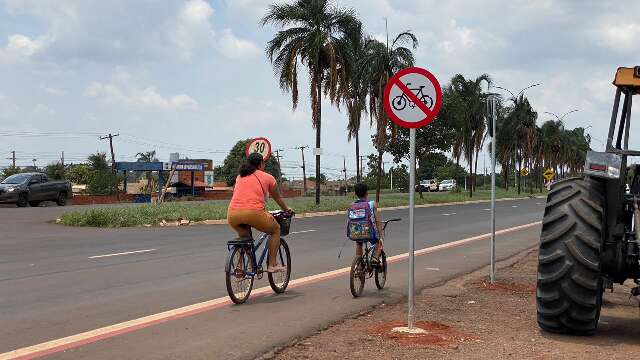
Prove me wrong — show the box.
[543,109,580,123]
[494,83,541,102]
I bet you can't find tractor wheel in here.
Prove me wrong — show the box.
[536,177,605,334]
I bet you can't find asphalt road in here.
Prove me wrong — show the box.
[0,197,544,359]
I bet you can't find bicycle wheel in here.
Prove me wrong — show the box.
[350,256,366,298]
[268,239,291,294]
[392,95,407,111]
[375,251,387,290]
[225,246,254,304]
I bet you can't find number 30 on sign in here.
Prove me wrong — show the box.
[246,137,272,161]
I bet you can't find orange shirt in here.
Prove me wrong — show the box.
[228,170,277,210]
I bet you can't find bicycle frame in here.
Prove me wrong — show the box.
[226,232,270,277]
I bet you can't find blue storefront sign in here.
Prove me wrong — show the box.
[172,162,205,171]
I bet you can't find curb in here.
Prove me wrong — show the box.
[188,196,545,227]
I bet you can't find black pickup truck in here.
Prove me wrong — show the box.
[0,173,72,207]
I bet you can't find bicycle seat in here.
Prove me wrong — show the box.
[227,236,253,246]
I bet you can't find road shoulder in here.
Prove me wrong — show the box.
[268,248,640,359]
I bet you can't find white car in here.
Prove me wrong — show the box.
[438,179,456,191]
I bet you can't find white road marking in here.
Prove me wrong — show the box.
[511,205,518,208]
[88,249,157,259]
[425,267,440,271]
[536,202,543,205]
[441,213,457,216]
[290,230,317,234]
[483,208,491,211]
[1,221,541,360]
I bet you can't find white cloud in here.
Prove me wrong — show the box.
[216,29,260,60]
[180,0,214,23]
[596,22,640,52]
[40,84,66,95]
[33,103,56,116]
[170,0,216,60]
[85,82,197,110]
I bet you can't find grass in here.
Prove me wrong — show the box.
[60,188,545,228]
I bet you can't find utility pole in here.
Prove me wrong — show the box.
[343,156,348,196]
[274,149,283,185]
[359,155,367,180]
[299,146,309,196]
[100,133,120,171]
[100,133,120,198]
[61,151,65,166]
[7,151,16,168]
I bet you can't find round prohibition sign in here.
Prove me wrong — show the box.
[246,137,272,161]
[383,67,442,129]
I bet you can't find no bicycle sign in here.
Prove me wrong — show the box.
[383,66,442,333]
[383,67,442,129]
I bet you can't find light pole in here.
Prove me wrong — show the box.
[543,109,580,124]
[494,83,541,103]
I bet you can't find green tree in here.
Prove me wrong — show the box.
[359,31,418,202]
[88,152,110,171]
[136,150,158,194]
[1,165,22,180]
[65,164,92,185]
[341,22,368,182]
[219,139,282,186]
[434,162,467,182]
[447,74,492,197]
[417,152,448,181]
[262,0,360,204]
[87,171,120,195]
[308,173,327,185]
[45,162,65,180]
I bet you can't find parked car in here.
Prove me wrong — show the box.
[438,179,457,192]
[0,173,72,207]
[415,179,438,192]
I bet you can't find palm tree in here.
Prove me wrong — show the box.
[340,23,368,182]
[448,74,492,197]
[359,31,418,202]
[136,150,158,194]
[261,0,359,204]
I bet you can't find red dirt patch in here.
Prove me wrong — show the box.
[368,320,473,347]
[477,280,535,294]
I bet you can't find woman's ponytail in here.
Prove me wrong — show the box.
[238,152,264,177]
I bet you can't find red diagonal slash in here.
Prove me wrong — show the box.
[392,77,433,118]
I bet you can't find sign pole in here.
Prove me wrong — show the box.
[408,127,416,329]
[490,98,497,283]
[382,66,441,334]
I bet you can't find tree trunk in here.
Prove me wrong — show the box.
[355,130,361,182]
[468,147,473,197]
[315,75,322,205]
[375,148,383,203]
[473,148,480,192]
[517,159,521,195]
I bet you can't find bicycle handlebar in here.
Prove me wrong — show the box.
[382,218,401,230]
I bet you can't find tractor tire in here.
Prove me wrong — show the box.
[536,177,605,334]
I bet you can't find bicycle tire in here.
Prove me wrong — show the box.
[268,239,291,294]
[225,246,254,304]
[350,256,366,298]
[392,95,407,111]
[375,251,387,290]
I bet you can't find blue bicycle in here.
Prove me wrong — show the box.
[225,211,293,304]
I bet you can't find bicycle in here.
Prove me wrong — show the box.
[225,211,293,304]
[349,218,401,298]
[391,83,434,111]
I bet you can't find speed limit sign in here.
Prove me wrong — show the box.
[246,137,272,160]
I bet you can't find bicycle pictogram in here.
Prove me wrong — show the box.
[391,83,434,111]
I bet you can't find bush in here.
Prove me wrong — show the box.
[87,170,121,195]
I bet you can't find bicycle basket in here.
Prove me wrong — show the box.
[274,213,292,236]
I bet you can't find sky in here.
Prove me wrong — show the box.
[0,0,638,180]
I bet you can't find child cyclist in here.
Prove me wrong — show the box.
[348,182,384,265]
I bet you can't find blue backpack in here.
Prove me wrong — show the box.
[346,200,378,241]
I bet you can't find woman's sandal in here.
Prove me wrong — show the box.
[267,265,286,273]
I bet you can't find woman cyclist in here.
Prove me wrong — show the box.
[227,153,292,273]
